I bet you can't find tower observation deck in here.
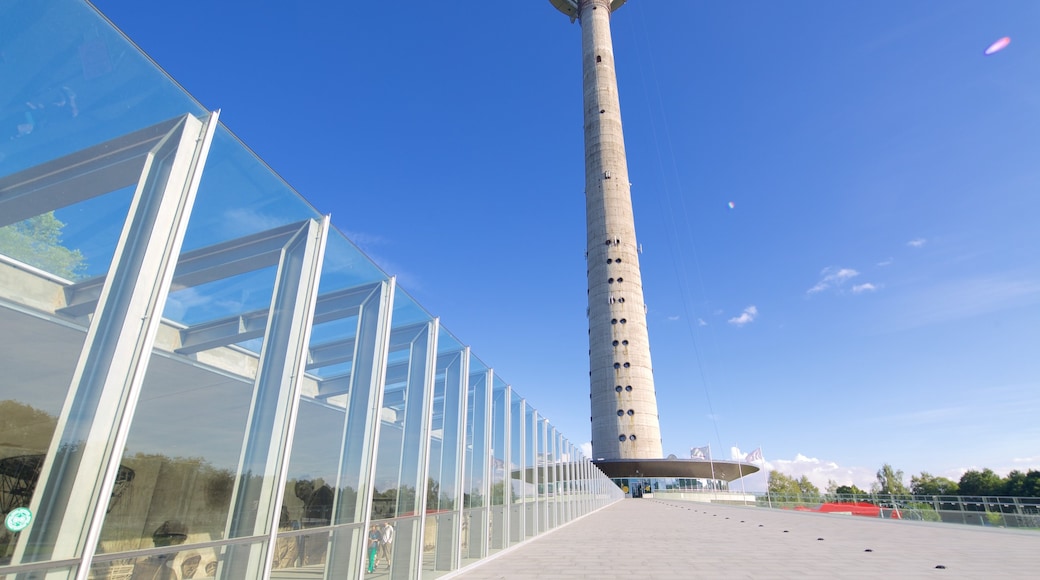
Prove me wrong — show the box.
[551,0,663,461]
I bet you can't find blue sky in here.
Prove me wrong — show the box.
[90,0,1040,491]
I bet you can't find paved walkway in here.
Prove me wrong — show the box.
[450,499,1039,579]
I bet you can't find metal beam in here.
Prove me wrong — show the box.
[176,282,381,354]
[0,117,186,228]
[59,221,307,317]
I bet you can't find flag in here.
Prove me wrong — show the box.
[690,445,710,460]
[745,447,763,463]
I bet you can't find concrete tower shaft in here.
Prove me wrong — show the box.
[573,0,663,460]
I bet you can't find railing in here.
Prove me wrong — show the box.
[752,493,1040,529]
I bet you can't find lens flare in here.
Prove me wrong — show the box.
[984,37,1011,56]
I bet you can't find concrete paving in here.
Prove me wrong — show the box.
[449,499,1039,579]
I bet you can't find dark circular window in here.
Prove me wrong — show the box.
[615,385,623,392]
[618,297,625,303]
[617,277,623,283]
[623,362,631,368]
[606,258,613,264]
[625,385,632,391]
[629,435,637,441]
[618,435,627,442]
[605,240,612,246]
[620,318,627,324]
[613,362,621,369]
[617,409,624,416]
[627,409,634,416]
[611,318,618,325]
[616,257,622,263]
[622,340,629,345]
[612,340,619,346]
[608,278,615,284]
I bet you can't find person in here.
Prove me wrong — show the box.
[131,521,188,580]
[366,525,380,573]
[378,521,394,569]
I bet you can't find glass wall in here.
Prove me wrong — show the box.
[0,1,623,578]
[459,357,489,568]
[487,376,508,554]
[507,392,524,546]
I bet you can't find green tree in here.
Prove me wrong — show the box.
[959,468,1003,496]
[797,475,820,497]
[1002,470,1040,497]
[872,463,909,495]
[834,484,868,496]
[910,472,959,496]
[768,471,801,496]
[0,212,86,279]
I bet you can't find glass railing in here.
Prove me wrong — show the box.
[752,493,1040,529]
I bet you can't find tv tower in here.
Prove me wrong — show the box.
[551,0,663,461]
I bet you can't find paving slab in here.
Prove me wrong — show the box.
[450,499,1039,579]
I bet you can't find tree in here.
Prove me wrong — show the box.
[797,475,820,497]
[0,212,86,280]
[768,471,819,496]
[768,470,800,496]
[1003,470,1040,497]
[959,469,1003,496]
[835,484,868,496]
[910,472,959,496]
[872,464,909,495]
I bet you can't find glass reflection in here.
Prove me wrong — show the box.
[460,355,488,566]
[487,376,508,553]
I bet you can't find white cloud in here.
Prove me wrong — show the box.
[666,315,680,321]
[727,305,758,326]
[851,283,878,293]
[580,441,592,459]
[907,238,927,248]
[807,267,859,294]
[877,258,893,267]
[888,275,1040,330]
[697,318,708,327]
[732,447,878,491]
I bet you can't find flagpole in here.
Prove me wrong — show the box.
[707,443,717,502]
[763,447,772,509]
[737,445,747,505]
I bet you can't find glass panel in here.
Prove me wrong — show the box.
[421,330,465,579]
[270,528,329,576]
[280,229,392,580]
[0,0,205,179]
[524,407,537,538]
[487,376,508,553]
[89,540,225,580]
[96,131,323,555]
[507,391,523,546]
[371,296,434,521]
[460,356,488,566]
[545,425,556,531]
[369,291,434,580]
[0,288,87,567]
[462,356,488,510]
[96,351,254,553]
[566,441,576,521]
